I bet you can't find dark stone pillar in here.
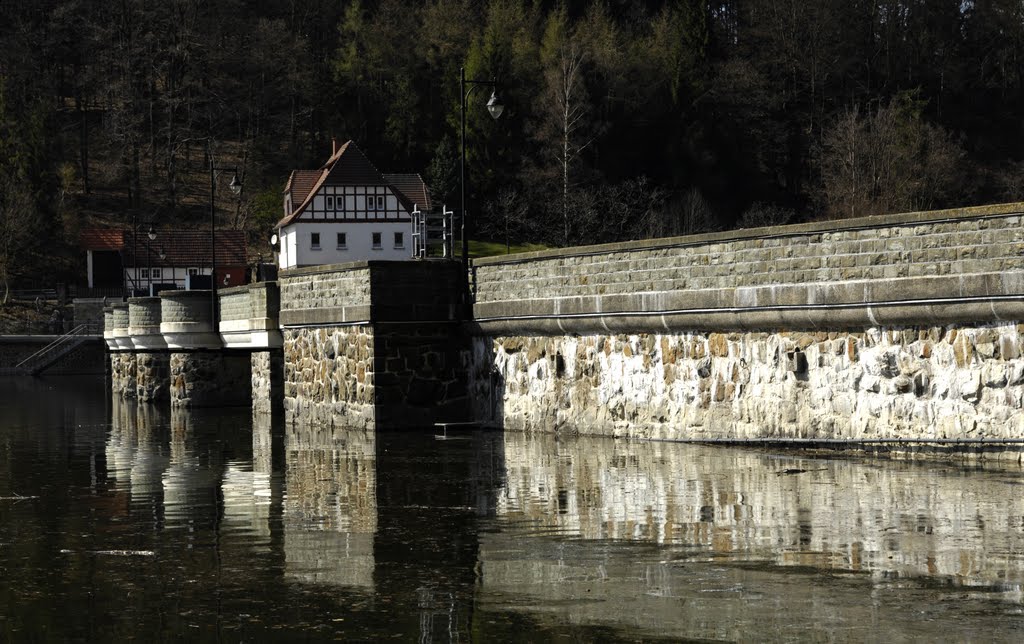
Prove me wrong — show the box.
[170,351,252,408]
[111,352,138,400]
[136,352,171,402]
[251,349,284,415]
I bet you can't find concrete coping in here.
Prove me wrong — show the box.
[159,289,212,298]
[279,259,442,279]
[471,201,1024,267]
[218,281,278,296]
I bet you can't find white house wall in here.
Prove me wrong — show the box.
[124,266,213,293]
[282,221,412,267]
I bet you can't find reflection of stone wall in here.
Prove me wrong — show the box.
[472,323,1024,441]
[283,327,375,428]
[284,425,376,588]
[136,353,169,402]
[111,353,137,399]
[251,350,283,415]
[495,432,1024,584]
[170,351,251,408]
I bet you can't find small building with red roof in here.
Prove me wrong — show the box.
[80,227,247,295]
[276,140,432,269]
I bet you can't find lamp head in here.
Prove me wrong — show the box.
[486,90,505,120]
[147,226,156,241]
[229,173,242,195]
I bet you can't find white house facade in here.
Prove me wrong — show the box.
[276,141,431,269]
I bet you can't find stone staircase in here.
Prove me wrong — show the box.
[14,324,99,375]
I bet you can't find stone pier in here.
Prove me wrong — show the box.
[161,290,251,408]
[279,261,466,429]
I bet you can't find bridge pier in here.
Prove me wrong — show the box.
[278,261,467,430]
[170,350,252,408]
[107,303,136,399]
[252,349,284,416]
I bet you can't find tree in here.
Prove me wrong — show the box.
[0,173,35,303]
[818,93,964,219]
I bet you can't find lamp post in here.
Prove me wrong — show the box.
[209,155,242,325]
[459,67,505,310]
[146,226,156,295]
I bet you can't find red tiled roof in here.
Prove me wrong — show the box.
[286,169,322,206]
[120,229,247,267]
[384,174,432,211]
[80,228,125,251]
[277,140,415,228]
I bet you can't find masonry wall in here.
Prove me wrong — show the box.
[278,261,466,429]
[170,351,251,408]
[283,326,376,429]
[136,352,170,402]
[472,204,1024,327]
[111,352,137,399]
[469,204,1024,443]
[252,350,284,415]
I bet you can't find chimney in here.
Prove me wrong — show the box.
[331,136,337,156]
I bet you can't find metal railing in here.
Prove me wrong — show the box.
[412,206,454,259]
[15,323,100,376]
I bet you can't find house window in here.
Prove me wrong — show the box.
[140,268,150,279]
[311,232,321,250]
[376,195,385,210]
[393,232,404,249]
[337,232,347,249]
[372,232,382,249]
[367,195,375,210]
[187,268,199,276]
[152,268,162,279]
[326,196,334,210]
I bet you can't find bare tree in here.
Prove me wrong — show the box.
[0,174,34,304]
[819,95,964,219]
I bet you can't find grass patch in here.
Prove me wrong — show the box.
[468,239,548,258]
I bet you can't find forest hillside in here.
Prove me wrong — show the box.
[2,1,1024,293]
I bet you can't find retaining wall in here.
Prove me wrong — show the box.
[469,203,1024,443]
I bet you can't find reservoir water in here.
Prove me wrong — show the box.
[2,376,1024,641]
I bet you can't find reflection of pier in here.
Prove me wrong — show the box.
[283,424,377,589]
[478,433,1024,639]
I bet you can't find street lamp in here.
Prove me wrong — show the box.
[146,226,156,295]
[209,153,242,324]
[460,67,504,315]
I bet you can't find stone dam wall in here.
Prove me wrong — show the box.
[101,202,1024,444]
[278,261,467,429]
[468,203,1024,443]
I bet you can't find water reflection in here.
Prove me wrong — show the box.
[283,424,376,589]
[107,397,170,520]
[479,433,1024,640]
[7,377,1024,641]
